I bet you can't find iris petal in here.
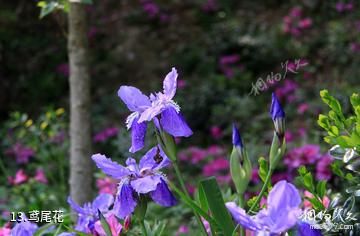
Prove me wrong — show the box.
[150,178,177,207]
[113,184,137,219]
[160,107,193,137]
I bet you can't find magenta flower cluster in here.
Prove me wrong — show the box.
[283,6,312,37]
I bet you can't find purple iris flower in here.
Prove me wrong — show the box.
[67,194,114,233]
[92,145,177,219]
[11,216,38,236]
[118,67,193,153]
[226,180,302,234]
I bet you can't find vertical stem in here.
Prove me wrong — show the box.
[140,220,148,236]
[238,195,245,236]
[248,170,272,213]
[173,162,208,236]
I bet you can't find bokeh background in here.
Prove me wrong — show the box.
[1,0,360,234]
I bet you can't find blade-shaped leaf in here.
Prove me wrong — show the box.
[98,210,112,236]
[199,177,235,236]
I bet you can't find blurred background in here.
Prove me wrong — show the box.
[1,0,360,234]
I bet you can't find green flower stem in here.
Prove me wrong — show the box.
[139,220,148,236]
[238,195,245,236]
[248,169,273,214]
[173,162,208,236]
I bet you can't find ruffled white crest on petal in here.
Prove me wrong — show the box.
[126,112,139,130]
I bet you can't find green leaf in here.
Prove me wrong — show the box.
[167,181,217,226]
[39,2,58,18]
[231,224,240,236]
[196,184,209,212]
[350,93,360,108]
[98,210,112,236]
[316,181,326,198]
[298,166,307,175]
[246,196,259,211]
[199,177,235,236]
[331,161,344,177]
[303,172,314,192]
[258,157,271,189]
[305,197,325,211]
[320,90,344,120]
[318,114,330,130]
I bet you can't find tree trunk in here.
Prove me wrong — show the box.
[68,2,92,206]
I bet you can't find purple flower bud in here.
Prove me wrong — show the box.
[270,93,285,120]
[232,124,243,148]
[270,93,286,139]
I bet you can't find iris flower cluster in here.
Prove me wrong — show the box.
[61,68,322,236]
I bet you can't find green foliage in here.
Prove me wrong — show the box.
[296,166,325,211]
[258,157,271,189]
[318,90,360,150]
[37,0,93,18]
[0,108,68,222]
[37,0,69,18]
[199,177,235,236]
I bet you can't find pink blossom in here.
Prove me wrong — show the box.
[297,127,307,137]
[275,80,298,103]
[219,55,240,65]
[94,214,122,236]
[260,196,267,208]
[201,0,218,13]
[297,103,309,114]
[202,158,230,183]
[251,168,260,183]
[316,154,333,180]
[5,143,34,164]
[178,79,186,89]
[210,126,223,139]
[0,223,11,236]
[93,126,119,143]
[284,144,321,168]
[176,225,189,236]
[179,147,208,164]
[336,2,354,13]
[290,6,302,18]
[219,54,242,78]
[8,169,28,185]
[96,177,117,195]
[283,7,312,37]
[34,169,48,184]
[298,18,312,29]
[285,131,294,142]
[350,42,360,53]
[186,184,196,195]
[206,145,224,156]
[303,191,330,209]
[141,0,160,18]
